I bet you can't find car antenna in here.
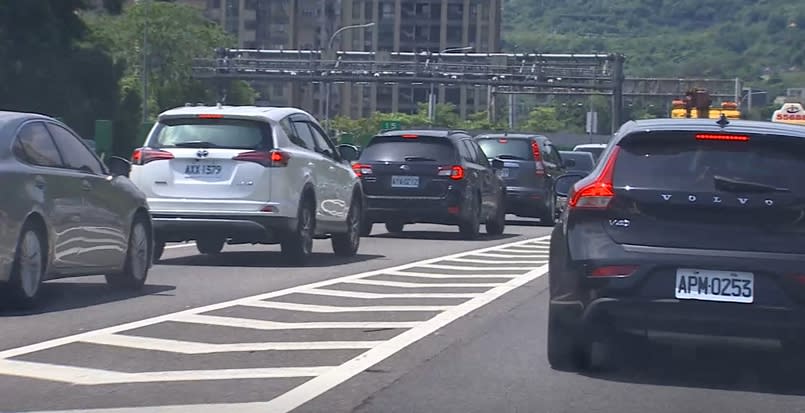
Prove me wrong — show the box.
[716,113,730,128]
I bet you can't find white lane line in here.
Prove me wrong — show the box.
[164,242,196,250]
[419,263,536,271]
[174,314,420,330]
[384,270,521,279]
[473,252,547,259]
[0,359,330,385]
[80,335,381,354]
[239,301,452,313]
[446,257,546,264]
[301,288,477,299]
[502,245,549,251]
[345,279,500,288]
[0,235,549,362]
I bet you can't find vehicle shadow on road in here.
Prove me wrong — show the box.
[371,231,519,241]
[583,339,805,396]
[0,282,176,316]
[506,219,550,227]
[158,252,384,268]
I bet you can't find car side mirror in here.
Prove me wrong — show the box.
[491,158,505,169]
[337,144,360,162]
[106,156,132,178]
[563,159,576,168]
[554,173,586,197]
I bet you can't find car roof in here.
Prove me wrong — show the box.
[615,118,805,143]
[573,143,607,148]
[377,129,469,140]
[560,150,594,158]
[0,110,53,125]
[475,133,547,140]
[157,105,310,123]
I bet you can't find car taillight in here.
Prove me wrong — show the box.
[233,149,289,167]
[568,146,621,209]
[695,133,749,141]
[590,265,638,278]
[789,274,805,285]
[352,163,372,177]
[438,165,464,180]
[532,140,545,175]
[131,148,174,165]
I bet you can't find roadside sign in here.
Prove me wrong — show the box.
[380,120,401,131]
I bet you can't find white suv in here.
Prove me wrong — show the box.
[129,105,364,264]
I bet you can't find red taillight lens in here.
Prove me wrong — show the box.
[790,274,805,285]
[198,114,224,119]
[401,134,418,139]
[131,148,174,165]
[351,163,372,177]
[569,146,621,209]
[531,141,542,161]
[233,150,289,167]
[438,165,465,180]
[695,133,749,142]
[590,265,638,278]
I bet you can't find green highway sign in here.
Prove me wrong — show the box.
[380,120,401,130]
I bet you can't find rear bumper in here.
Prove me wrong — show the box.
[505,188,547,215]
[151,212,296,243]
[364,196,462,224]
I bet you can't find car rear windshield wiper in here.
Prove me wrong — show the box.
[713,175,791,193]
[496,154,526,160]
[172,141,221,148]
[403,156,438,162]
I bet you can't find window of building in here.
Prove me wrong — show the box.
[381,2,393,20]
[352,1,362,20]
[209,0,221,9]
[244,0,257,10]
[244,19,257,31]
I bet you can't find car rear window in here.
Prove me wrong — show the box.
[476,138,533,160]
[560,152,595,171]
[613,132,805,193]
[149,118,272,150]
[360,135,458,162]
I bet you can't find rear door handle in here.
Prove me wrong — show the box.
[81,180,92,191]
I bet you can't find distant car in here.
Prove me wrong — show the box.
[353,129,506,238]
[572,143,607,161]
[558,150,595,175]
[548,118,805,371]
[0,111,153,307]
[129,105,365,265]
[474,134,566,225]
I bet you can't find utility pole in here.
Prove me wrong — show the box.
[325,22,375,129]
[431,46,473,122]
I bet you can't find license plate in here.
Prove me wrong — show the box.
[391,175,419,188]
[675,268,754,303]
[184,162,222,177]
[497,168,510,178]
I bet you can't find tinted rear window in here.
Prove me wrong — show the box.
[476,138,533,160]
[150,118,272,149]
[613,132,805,193]
[560,152,595,171]
[360,136,458,162]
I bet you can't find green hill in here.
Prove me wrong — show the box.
[502,0,804,84]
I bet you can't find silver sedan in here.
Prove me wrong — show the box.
[0,111,154,308]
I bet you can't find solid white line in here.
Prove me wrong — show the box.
[0,235,549,361]
[446,257,546,264]
[301,288,477,299]
[472,252,548,259]
[419,263,536,271]
[384,270,521,279]
[0,359,330,385]
[502,245,550,251]
[164,242,196,250]
[173,314,420,330]
[80,334,381,354]
[239,301,452,313]
[345,279,500,288]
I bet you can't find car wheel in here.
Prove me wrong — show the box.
[332,195,361,257]
[547,306,588,371]
[6,223,46,308]
[541,195,556,226]
[485,194,506,235]
[196,238,224,255]
[153,240,165,263]
[281,197,315,265]
[459,192,481,239]
[105,217,150,290]
[360,219,372,237]
[385,221,404,233]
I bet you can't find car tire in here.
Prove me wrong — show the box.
[541,195,556,226]
[360,219,372,237]
[332,195,361,257]
[459,192,481,240]
[547,306,587,371]
[485,194,506,235]
[105,217,150,290]
[153,240,165,263]
[5,222,46,308]
[385,221,404,233]
[281,197,315,265]
[197,238,224,255]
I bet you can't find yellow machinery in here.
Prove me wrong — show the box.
[771,102,805,126]
[670,88,741,119]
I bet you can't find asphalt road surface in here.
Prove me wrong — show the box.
[2,218,805,413]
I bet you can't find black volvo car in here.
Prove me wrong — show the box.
[353,129,507,239]
[548,117,805,370]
